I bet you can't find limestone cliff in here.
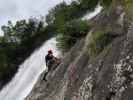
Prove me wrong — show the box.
[26,0,133,100]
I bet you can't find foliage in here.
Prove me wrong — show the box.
[100,0,112,8]
[0,18,52,83]
[78,0,99,11]
[0,37,3,42]
[88,31,114,57]
[125,0,133,21]
[46,0,99,25]
[1,18,45,43]
[0,0,100,85]
[45,0,99,51]
[56,19,89,51]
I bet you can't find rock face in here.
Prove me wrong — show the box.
[26,0,133,100]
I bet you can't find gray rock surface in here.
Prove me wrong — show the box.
[26,0,133,100]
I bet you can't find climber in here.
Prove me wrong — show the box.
[45,49,55,70]
[43,49,60,81]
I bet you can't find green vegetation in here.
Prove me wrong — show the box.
[46,0,99,51]
[125,0,133,21]
[46,0,99,25]
[126,0,133,7]
[88,31,114,57]
[0,18,52,85]
[100,0,112,8]
[56,19,90,51]
[0,0,114,86]
[0,37,3,43]
[0,47,13,81]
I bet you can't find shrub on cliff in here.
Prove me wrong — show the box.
[100,0,112,8]
[88,31,115,57]
[56,19,90,51]
[45,0,99,52]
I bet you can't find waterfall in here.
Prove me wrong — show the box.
[0,4,103,100]
[82,4,103,20]
[0,37,60,100]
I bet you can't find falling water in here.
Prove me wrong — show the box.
[0,37,60,100]
[82,4,103,20]
[0,4,103,100]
